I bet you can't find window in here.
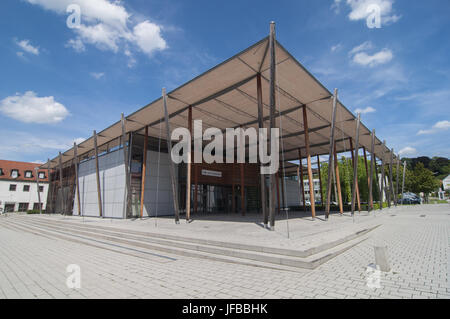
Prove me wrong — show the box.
[39,186,44,192]
[33,203,43,211]
[23,185,30,192]
[9,184,17,191]
[11,169,19,179]
[0,168,3,176]
[38,172,45,179]
[25,171,33,178]
[18,203,29,212]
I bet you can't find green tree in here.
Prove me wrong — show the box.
[407,162,440,202]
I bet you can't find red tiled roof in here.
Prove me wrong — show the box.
[0,160,49,182]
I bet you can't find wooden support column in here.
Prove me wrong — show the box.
[240,160,245,216]
[334,144,344,214]
[388,149,394,208]
[232,162,236,213]
[140,126,148,218]
[58,152,65,215]
[363,147,370,210]
[93,131,103,218]
[368,130,376,211]
[268,21,277,230]
[298,149,306,212]
[380,141,386,209]
[162,88,180,224]
[317,155,324,208]
[275,172,280,214]
[401,161,406,205]
[121,113,131,219]
[325,89,338,218]
[35,167,42,214]
[194,164,198,214]
[256,73,267,224]
[47,159,53,214]
[349,137,361,212]
[395,155,400,207]
[303,106,316,219]
[350,114,361,216]
[280,169,286,210]
[73,143,81,216]
[186,106,193,221]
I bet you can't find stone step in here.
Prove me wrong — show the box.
[22,214,380,258]
[6,216,370,270]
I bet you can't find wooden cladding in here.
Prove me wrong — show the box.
[193,162,260,187]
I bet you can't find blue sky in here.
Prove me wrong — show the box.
[0,0,449,163]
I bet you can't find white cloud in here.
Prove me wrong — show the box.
[353,49,393,67]
[399,146,417,156]
[334,0,401,26]
[417,120,450,135]
[354,106,376,114]
[15,39,40,55]
[90,72,105,79]
[65,38,86,52]
[25,0,167,63]
[349,41,373,55]
[133,21,167,56]
[331,43,342,52]
[0,91,69,124]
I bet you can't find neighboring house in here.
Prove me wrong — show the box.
[443,175,450,191]
[0,160,49,213]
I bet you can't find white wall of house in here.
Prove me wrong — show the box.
[74,149,126,218]
[73,149,177,218]
[443,175,450,191]
[142,150,177,217]
[0,180,48,212]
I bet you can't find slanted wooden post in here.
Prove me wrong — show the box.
[268,21,277,230]
[93,131,103,218]
[140,126,149,218]
[240,161,245,216]
[73,142,81,216]
[58,152,65,215]
[34,167,42,214]
[298,149,306,212]
[395,154,400,207]
[326,89,338,218]
[349,137,361,212]
[363,146,370,210]
[401,161,406,205]
[351,114,361,216]
[317,155,324,208]
[275,172,280,214]
[232,162,236,213]
[334,144,344,214]
[368,130,376,212]
[388,149,395,208]
[186,106,193,221]
[121,113,131,219]
[256,73,267,224]
[303,106,316,219]
[163,88,180,224]
[47,159,53,214]
[380,141,386,209]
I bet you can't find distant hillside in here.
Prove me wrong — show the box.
[402,156,450,180]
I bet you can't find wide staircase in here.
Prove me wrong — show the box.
[0,215,379,272]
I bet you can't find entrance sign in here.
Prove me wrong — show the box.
[201,170,222,178]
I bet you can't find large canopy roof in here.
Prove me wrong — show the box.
[44,36,398,170]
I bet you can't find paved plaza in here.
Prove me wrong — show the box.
[0,204,449,299]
